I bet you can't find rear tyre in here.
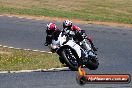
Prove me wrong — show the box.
[85,56,99,70]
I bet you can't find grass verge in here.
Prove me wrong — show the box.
[0,46,62,71]
[0,0,132,24]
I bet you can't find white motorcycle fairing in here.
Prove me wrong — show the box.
[50,32,82,58]
[64,40,81,58]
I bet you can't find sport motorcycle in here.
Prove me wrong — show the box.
[48,29,99,71]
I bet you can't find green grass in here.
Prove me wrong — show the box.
[0,46,62,71]
[0,0,132,24]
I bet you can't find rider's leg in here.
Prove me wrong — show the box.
[45,35,52,46]
[81,40,97,57]
[81,40,91,51]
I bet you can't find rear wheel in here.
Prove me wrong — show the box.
[85,55,99,70]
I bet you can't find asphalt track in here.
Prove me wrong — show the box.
[0,16,132,88]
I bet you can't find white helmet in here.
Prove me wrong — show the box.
[63,20,72,29]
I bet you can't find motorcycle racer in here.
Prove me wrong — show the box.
[44,21,99,70]
[62,20,97,52]
[44,23,61,46]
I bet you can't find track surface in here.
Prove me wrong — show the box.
[0,16,132,88]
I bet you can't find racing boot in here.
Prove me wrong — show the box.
[91,45,98,51]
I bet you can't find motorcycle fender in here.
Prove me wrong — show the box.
[65,40,81,58]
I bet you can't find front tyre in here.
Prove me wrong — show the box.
[59,57,65,64]
[61,48,79,71]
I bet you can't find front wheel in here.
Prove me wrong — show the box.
[59,57,65,64]
[61,48,79,71]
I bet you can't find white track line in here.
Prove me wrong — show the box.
[3,46,8,48]
[0,67,69,73]
[32,50,39,52]
[8,47,14,49]
[0,44,52,53]
[15,48,21,50]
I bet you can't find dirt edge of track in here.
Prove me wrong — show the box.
[0,13,132,28]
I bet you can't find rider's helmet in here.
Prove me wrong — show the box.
[46,23,58,35]
[63,20,72,29]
